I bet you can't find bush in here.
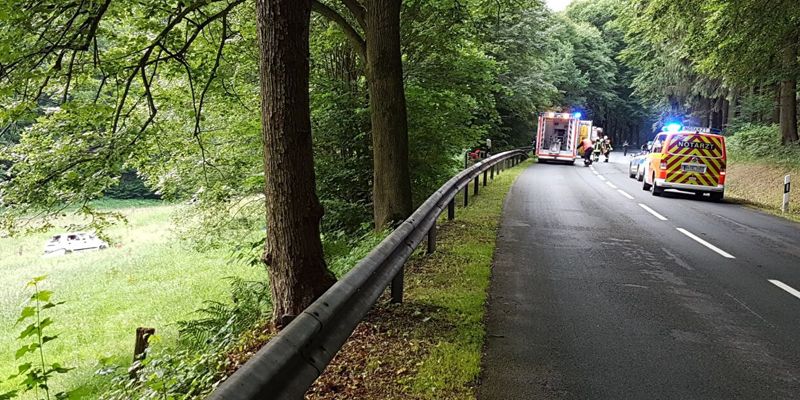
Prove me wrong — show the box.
[727,124,800,165]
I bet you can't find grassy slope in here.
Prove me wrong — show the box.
[405,160,529,399]
[726,161,800,221]
[0,200,263,397]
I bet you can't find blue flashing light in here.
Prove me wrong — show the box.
[573,112,582,119]
[663,123,682,132]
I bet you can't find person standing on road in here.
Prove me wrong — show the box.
[623,140,629,156]
[601,136,612,162]
[578,137,594,166]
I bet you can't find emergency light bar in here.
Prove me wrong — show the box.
[682,126,719,134]
[542,112,575,119]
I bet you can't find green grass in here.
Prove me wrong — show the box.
[405,160,529,399]
[0,200,263,398]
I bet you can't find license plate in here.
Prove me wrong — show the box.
[682,164,706,173]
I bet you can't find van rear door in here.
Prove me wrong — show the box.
[664,133,726,187]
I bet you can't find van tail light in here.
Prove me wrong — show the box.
[657,161,668,179]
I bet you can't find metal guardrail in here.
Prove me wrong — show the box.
[207,149,530,400]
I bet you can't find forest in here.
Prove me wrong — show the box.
[1,0,799,398]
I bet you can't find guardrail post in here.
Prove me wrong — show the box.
[427,224,437,254]
[483,170,488,186]
[464,181,469,207]
[448,199,455,220]
[391,268,404,303]
[474,176,479,195]
[490,165,495,180]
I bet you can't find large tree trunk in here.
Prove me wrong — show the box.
[365,0,412,229]
[780,43,799,144]
[256,0,336,327]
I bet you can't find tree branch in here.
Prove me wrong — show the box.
[339,0,366,31]
[311,0,366,62]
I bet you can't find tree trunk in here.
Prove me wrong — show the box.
[780,43,799,144]
[711,96,724,131]
[721,97,729,130]
[256,0,336,327]
[365,0,412,229]
[773,83,782,125]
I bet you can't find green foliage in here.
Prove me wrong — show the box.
[309,26,373,233]
[617,0,799,137]
[325,230,390,278]
[98,338,230,400]
[1,276,73,400]
[560,0,653,146]
[728,124,800,165]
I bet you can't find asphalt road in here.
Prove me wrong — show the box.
[478,152,800,400]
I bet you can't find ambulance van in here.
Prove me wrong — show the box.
[535,112,589,163]
[641,127,727,201]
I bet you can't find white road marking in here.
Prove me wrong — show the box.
[768,280,800,301]
[676,228,736,259]
[597,175,607,181]
[606,181,618,189]
[592,170,599,175]
[638,203,668,221]
[617,189,634,200]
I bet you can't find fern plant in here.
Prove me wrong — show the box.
[177,277,271,348]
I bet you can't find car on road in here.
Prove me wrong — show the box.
[640,127,727,201]
[628,152,648,181]
[43,232,108,256]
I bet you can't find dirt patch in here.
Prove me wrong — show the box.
[306,301,450,400]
